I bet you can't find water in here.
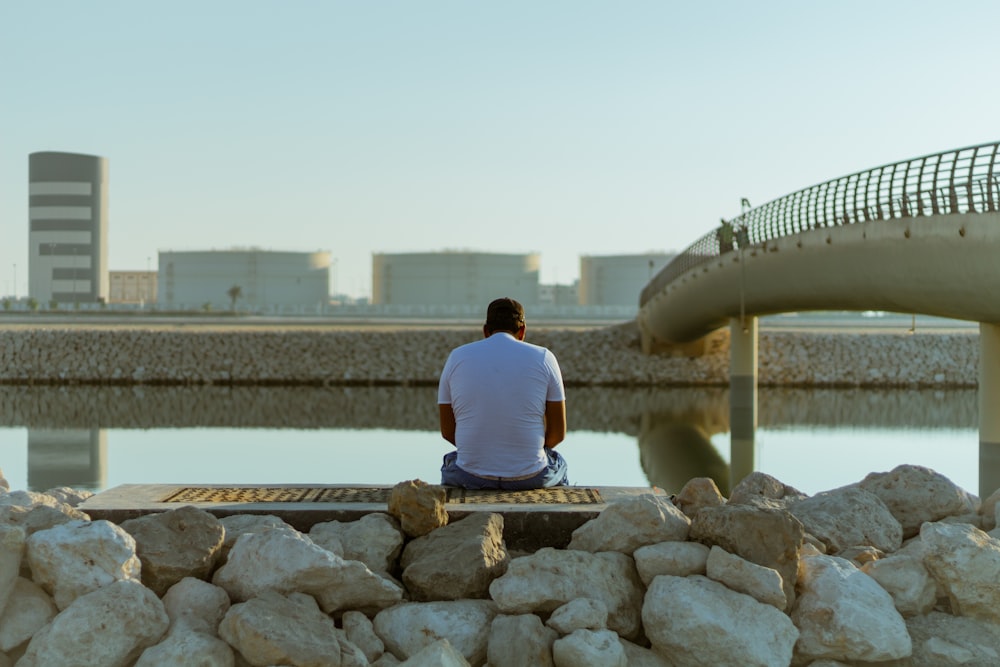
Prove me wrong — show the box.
[0,385,988,497]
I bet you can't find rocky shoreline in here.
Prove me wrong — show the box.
[0,323,981,387]
[2,465,1000,666]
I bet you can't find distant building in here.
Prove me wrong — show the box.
[538,281,579,306]
[28,151,109,304]
[578,253,675,306]
[109,271,157,305]
[158,249,331,311]
[372,251,540,306]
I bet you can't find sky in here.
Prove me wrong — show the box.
[2,1,999,299]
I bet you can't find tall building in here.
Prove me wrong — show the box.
[158,249,331,311]
[28,151,109,304]
[372,251,540,306]
[578,253,675,307]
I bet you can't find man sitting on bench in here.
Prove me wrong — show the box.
[438,297,569,490]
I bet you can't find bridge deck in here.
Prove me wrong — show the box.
[80,484,656,552]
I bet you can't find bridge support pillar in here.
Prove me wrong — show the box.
[730,316,758,487]
[980,323,1000,497]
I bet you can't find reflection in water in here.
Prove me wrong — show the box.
[27,429,106,491]
[0,385,980,493]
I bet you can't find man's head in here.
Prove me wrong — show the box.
[484,297,526,339]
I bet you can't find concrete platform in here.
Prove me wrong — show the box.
[80,484,660,551]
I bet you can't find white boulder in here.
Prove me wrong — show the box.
[310,512,404,574]
[552,628,627,667]
[860,465,979,537]
[567,494,690,554]
[161,577,231,636]
[16,579,168,667]
[0,577,57,652]
[633,540,710,585]
[920,521,1000,621]
[545,597,608,634]
[642,574,797,666]
[488,547,645,639]
[705,545,786,609]
[792,554,911,662]
[26,519,141,610]
[861,553,936,616]
[488,613,556,667]
[373,600,496,666]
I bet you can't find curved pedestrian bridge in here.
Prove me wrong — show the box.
[639,141,1000,347]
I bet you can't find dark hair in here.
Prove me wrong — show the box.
[485,297,525,333]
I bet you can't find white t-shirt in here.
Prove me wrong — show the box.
[438,332,566,478]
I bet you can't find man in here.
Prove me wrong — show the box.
[438,297,569,489]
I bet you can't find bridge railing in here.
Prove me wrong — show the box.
[641,140,1000,306]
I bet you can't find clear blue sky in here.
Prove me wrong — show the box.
[2,1,998,299]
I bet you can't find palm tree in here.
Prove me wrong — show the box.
[227,285,243,312]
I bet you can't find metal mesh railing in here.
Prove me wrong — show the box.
[641,141,1000,306]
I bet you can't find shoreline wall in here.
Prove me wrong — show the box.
[0,322,980,388]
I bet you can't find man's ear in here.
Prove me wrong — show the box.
[515,325,526,341]
[483,325,492,338]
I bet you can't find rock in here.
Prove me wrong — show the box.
[397,639,471,667]
[387,479,448,538]
[42,486,93,507]
[488,547,645,639]
[217,514,294,562]
[672,477,725,518]
[400,513,508,601]
[161,577,231,636]
[567,494,689,554]
[642,574,798,667]
[488,613,556,667]
[545,597,608,634]
[16,579,169,667]
[979,487,1000,530]
[792,554,911,662]
[859,465,978,538]
[310,513,404,574]
[119,506,225,596]
[0,577,57,652]
[134,630,235,667]
[0,504,86,537]
[727,471,805,506]
[313,559,406,616]
[689,503,803,610]
[26,518,142,610]
[886,611,1000,666]
[219,590,348,667]
[552,629,627,667]
[705,545,786,609]
[619,639,672,667]
[0,525,24,615]
[786,485,903,554]
[920,521,1000,621]
[212,526,403,615]
[861,553,936,616]
[838,545,883,566]
[343,610,386,663]
[633,541,710,586]
[373,600,496,666]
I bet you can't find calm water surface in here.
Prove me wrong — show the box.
[0,385,987,497]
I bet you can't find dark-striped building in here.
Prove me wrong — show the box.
[28,151,109,304]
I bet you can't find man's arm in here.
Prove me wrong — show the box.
[439,404,457,446]
[543,400,566,448]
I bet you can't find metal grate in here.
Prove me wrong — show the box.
[162,486,603,505]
